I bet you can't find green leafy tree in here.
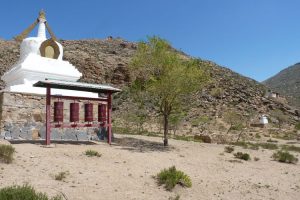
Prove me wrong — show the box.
[130,36,209,146]
[223,111,243,134]
[191,116,211,133]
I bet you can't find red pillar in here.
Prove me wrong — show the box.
[46,85,51,145]
[107,92,112,145]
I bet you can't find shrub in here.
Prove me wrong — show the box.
[232,141,259,150]
[85,150,102,157]
[255,133,261,139]
[224,146,234,153]
[281,145,300,153]
[0,184,62,200]
[0,144,15,164]
[156,166,192,191]
[234,152,250,161]
[257,143,278,150]
[231,123,244,131]
[272,151,298,164]
[232,141,248,148]
[295,123,300,130]
[54,171,69,181]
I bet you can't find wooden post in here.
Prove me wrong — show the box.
[46,85,51,145]
[107,92,112,145]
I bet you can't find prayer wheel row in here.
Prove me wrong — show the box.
[53,102,107,123]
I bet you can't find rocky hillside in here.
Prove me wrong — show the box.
[264,63,300,110]
[0,38,299,126]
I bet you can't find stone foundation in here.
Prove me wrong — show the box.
[0,91,105,141]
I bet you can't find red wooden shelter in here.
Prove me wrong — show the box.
[33,79,121,145]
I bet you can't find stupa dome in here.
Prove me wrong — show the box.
[20,37,63,60]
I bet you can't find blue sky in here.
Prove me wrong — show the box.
[0,0,299,82]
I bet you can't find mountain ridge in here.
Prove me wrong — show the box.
[264,63,300,110]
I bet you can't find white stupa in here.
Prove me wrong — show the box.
[2,10,97,97]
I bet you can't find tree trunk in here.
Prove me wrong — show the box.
[163,114,169,146]
[236,129,244,143]
[226,124,232,134]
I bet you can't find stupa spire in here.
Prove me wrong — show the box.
[14,9,57,42]
[37,9,47,39]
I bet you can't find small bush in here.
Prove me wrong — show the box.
[232,141,259,150]
[54,171,69,181]
[234,152,250,161]
[231,123,244,131]
[272,151,298,164]
[233,141,248,148]
[0,184,62,200]
[224,146,234,153]
[0,144,15,164]
[85,150,102,157]
[173,135,194,142]
[258,143,278,150]
[281,145,300,153]
[156,166,192,191]
[254,157,260,161]
[295,123,300,130]
[255,133,261,139]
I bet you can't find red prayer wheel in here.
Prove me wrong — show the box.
[70,103,79,122]
[54,102,64,122]
[98,104,107,123]
[84,103,93,122]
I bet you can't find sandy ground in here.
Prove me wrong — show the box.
[0,135,300,200]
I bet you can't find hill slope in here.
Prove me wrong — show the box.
[0,38,299,130]
[264,63,300,110]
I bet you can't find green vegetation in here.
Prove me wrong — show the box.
[223,111,243,134]
[172,135,193,142]
[156,166,192,191]
[113,126,160,137]
[272,151,298,164]
[258,143,278,150]
[270,109,289,128]
[191,116,211,134]
[85,149,102,157]
[169,112,186,135]
[255,133,261,139]
[295,122,300,130]
[281,145,300,153]
[54,171,69,181]
[232,141,278,150]
[276,132,298,140]
[224,146,235,153]
[0,144,15,164]
[0,184,62,200]
[234,152,251,161]
[130,36,209,146]
[232,141,259,150]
